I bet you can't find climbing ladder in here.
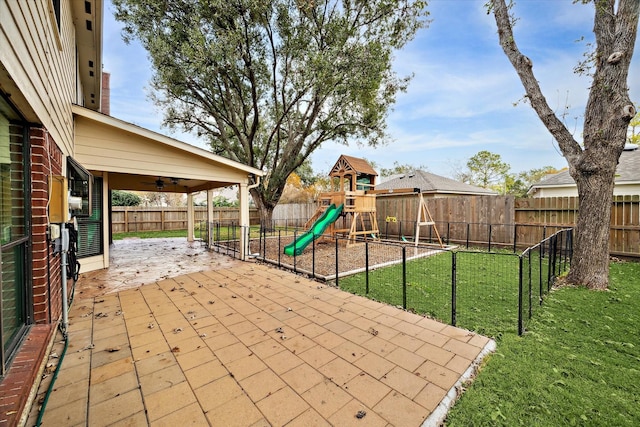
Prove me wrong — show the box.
[414,192,443,247]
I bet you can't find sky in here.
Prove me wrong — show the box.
[102,0,640,179]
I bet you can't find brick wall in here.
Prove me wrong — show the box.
[29,127,63,324]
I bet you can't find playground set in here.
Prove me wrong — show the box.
[284,155,443,256]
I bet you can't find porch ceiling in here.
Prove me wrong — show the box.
[71,105,262,193]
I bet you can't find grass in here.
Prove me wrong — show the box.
[446,260,640,426]
[338,250,525,336]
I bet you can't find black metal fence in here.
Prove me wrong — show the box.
[205,221,572,336]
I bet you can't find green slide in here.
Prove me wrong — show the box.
[284,204,344,256]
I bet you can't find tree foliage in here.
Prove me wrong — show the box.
[111,190,142,206]
[491,0,639,289]
[629,105,640,144]
[462,150,510,189]
[113,0,429,224]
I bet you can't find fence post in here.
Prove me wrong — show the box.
[278,230,281,267]
[335,237,339,288]
[365,241,369,295]
[402,246,407,310]
[312,232,316,279]
[451,251,457,326]
[518,255,524,335]
[293,230,298,273]
[488,224,492,252]
[466,223,470,249]
[513,224,517,253]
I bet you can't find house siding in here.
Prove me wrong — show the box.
[0,0,78,155]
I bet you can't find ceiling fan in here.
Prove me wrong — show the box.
[141,177,187,191]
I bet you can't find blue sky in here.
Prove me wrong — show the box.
[102,0,639,178]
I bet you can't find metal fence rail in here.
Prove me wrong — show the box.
[205,221,572,336]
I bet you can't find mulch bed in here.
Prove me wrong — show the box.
[246,236,445,279]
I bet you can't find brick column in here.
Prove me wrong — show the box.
[29,127,63,324]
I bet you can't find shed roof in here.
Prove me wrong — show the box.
[376,170,497,195]
[330,155,378,177]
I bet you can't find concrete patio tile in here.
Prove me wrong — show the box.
[214,341,252,364]
[373,391,428,427]
[301,378,353,418]
[440,325,474,342]
[442,337,483,360]
[91,357,135,385]
[350,316,378,332]
[40,394,87,426]
[380,366,428,399]
[391,320,426,337]
[139,363,186,395]
[468,333,492,349]
[282,334,320,355]
[415,360,460,390]
[323,319,353,335]
[206,331,241,351]
[128,330,166,349]
[133,351,174,377]
[313,330,347,349]
[145,381,197,421]
[92,321,127,341]
[328,399,387,427]
[296,322,328,338]
[174,346,216,371]
[255,386,310,426]
[227,319,259,336]
[343,372,391,408]
[42,379,88,411]
[286,408,331,427]
[354,352,395,380]
[280,363,324,394]
[414,382,448,412]
[55,349,89,369]
[165,334,207,354]
[194,375,243,413]
[88,389,143,427]
[107,411,147,427]
[91,345,133,368]
[130,338,171,361]
[385,346,426,372]
[184,359,229,389]
[361,335,398,357]
[92,330,129,352]
[372,313,403,329]
[282,314,313,329]
[415,329,450,347]
[204,393,264,427]
[389,332,425,352]
[90,371,139,405]
[341,327,376,345]
[51,362,90,389]
[298,345,337,369]
[249,338,287,360]
[238,367,286,402]
[236,327,270,347]
[414,341,455,366]
[263,348,304,375]
[226,353,268,381]
[415,316,448,332]
[446,354,474,374]
[318,356,362,387]
[331,340,368,363]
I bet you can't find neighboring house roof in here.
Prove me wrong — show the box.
[530,144,640,192]
[376,170,497,195]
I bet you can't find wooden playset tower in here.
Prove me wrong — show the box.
[308,155,380,246]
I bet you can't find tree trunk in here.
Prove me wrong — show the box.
[566,168,617,289]
[250,187,276,231]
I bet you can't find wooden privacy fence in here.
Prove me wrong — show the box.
[374,194,639,257]
[111,207,260,233]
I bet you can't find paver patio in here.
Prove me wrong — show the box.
[26,240,494,426]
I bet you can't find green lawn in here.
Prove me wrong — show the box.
[445,260,640,426]
[339,253,639,425]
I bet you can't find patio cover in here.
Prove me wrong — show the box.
[71,105,263,271]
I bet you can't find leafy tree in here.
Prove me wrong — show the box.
[462,150,510,189]
[629,105,640,144]
[111,190,142,206]
[491,0,639,289]
[212,195,238,207]
[113,0,429,226]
